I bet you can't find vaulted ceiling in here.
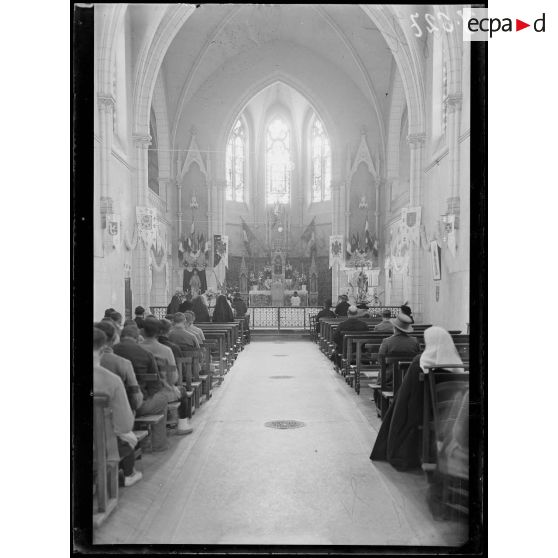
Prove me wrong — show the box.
[156,4,398,143]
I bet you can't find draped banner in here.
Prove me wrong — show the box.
[106,213,121,249]
[136,206,157,246]
[213,234,229,286]
[446,214,457,257]
[329,235,344,268]
[401,206,422,246]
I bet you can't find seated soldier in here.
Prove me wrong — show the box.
[140,318,194,435]
[374,309,394,332]
[109,311,123,333]
[94,320,143,412]
[169,312,200,349]
[158,318,183,363]
[134,306,146,330]
[93,328,142,487]
[333,306,368,366]
[184,311,205,345]
[113,326,169,451]
[123,319,144,342]
[103,308,116,320]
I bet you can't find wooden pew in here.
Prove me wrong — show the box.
[341,331,393,380]
[202,331,227,376]
[93,394,119,527]
[355,333,469,399]
[197,323,239,364]
[376,356,415,418]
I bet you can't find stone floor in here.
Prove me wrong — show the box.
[94,338,468,546]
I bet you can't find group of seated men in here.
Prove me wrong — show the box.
[331,304,419,385]
[93,305,207,487]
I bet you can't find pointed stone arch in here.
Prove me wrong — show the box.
[178,129,208,182]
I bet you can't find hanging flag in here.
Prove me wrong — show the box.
[371,234,379,257]
[301,217,316,243]
[136,206,157,246]
[308,230,317,257]
[346,239,352,260]
[364,218,372,251]
[447,214,457,257]
[241,217,256,256]
[214,234,229,285]
[329,235,344,268]
[106,214,121,250]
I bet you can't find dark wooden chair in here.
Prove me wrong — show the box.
[420,368,470,519]
[93,395,119,527]
[421,367,470,473]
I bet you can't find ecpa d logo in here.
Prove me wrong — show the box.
[463,8,546,41]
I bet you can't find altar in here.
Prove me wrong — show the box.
[249,288,308,307]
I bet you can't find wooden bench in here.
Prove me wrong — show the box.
[133,412,166,453]
[199,330,228,375]
[93,395,119,527]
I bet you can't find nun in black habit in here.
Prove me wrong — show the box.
[370,326,464,471]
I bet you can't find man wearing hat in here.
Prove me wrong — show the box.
[334,294,350,317]
[374,309,394,332]
[376,313,421,391]
[333,305,369,365]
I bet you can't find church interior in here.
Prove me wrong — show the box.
[90,3,477,548]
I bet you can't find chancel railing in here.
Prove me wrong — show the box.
[150,305,403,331]
[248,307,318,331]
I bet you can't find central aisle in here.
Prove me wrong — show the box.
[95,339,466,546]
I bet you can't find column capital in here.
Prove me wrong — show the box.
[445,94,463,111]
[132,133,152,148]
[406,133,426,147]
[97,93,116,108]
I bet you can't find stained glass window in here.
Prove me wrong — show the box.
[226,119,245,202]
[311,118,331,202]
[265,118,291,205]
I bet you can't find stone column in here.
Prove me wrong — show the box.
[97,94,116,255]
[407,133,426,207]
[131,133,152,309]
[446,95,462,199]
[406,133,426,322]
[97,94,115,200]
[215,179,227,236]
[208,178,219,267]
[133,133,151,205]
[330,181,345,301]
